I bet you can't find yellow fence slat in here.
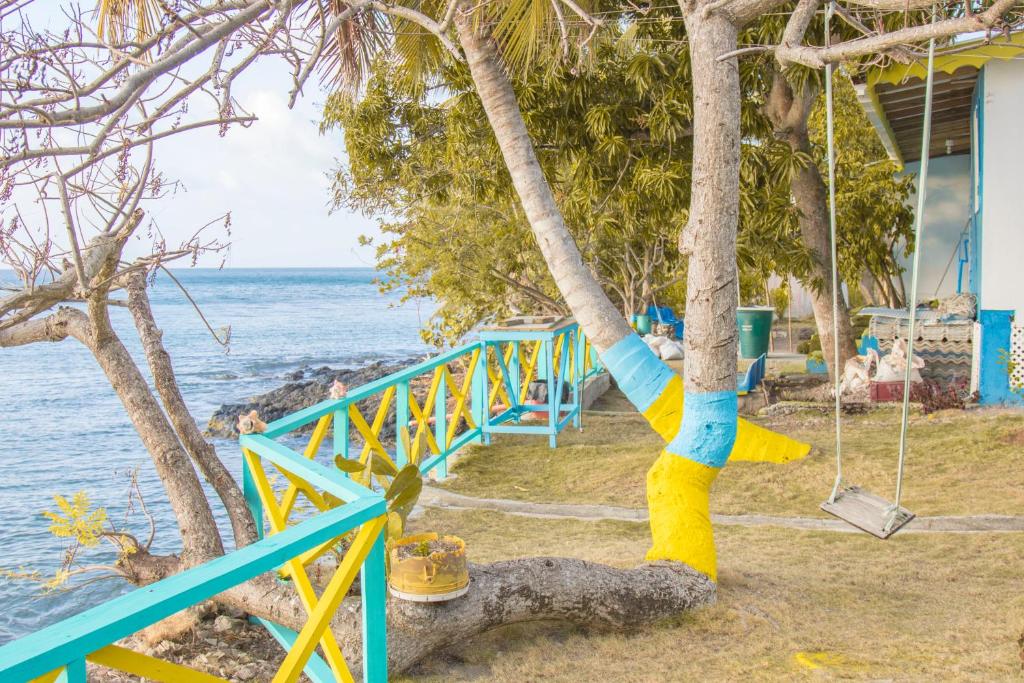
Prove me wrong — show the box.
[444,348,479,444]
[407,367,442,463]
[518,341,541,402]
[87,645,227,682]
[272,516,387,683]
[487,343,515,412]
[240,450,353,681]
[279,413,332,521]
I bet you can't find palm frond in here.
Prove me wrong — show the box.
[95,0,159,44]
[315,0,390,95]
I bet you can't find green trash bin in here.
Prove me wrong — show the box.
[635,314,652,335]
[736,306,773,359]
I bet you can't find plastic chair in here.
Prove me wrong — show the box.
[647,305,685,338]
[737,353,766,395]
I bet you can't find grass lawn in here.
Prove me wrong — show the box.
[405,396,1024,680]
[402,509,1024,681]
[439,405,1024,517]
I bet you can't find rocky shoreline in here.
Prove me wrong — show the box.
[206,359,418,439]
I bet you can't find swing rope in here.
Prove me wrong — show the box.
[891,9,937,526]
[823,2,937,525]
[825,1,844,504]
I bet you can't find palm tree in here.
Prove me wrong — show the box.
[93,0,810,589]
[80,0,809,671]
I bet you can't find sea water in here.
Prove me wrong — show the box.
[0,268,434,642]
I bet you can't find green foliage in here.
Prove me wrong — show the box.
[807,76,915,301]
[797,333,821,356]
[325,17,768,343]
[333,427,424,541]
[771,283,790,321]
[323,10,915,343]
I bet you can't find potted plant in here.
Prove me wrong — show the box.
[386,532,469,602]
[334,428,469,602]
[806,350,827,374]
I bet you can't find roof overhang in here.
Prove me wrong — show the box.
[856,32,1024,168]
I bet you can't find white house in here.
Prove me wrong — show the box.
[856,33,1024,405]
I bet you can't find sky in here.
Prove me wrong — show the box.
[124,62,384,268]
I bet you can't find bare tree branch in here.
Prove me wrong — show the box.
[776,0,1021,67]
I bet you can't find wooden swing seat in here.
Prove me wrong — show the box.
[820,486,915,539]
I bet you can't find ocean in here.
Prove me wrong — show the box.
[0,268,434,643]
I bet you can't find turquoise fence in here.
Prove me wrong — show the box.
[0,453,387,682]
[0,324,603,682]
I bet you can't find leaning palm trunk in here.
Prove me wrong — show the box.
[454,9,809,583]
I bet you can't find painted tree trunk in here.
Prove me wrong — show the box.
[455,9,809,584]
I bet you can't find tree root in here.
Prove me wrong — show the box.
[223,557,715,675]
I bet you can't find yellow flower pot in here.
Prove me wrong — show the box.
[388,533,469,602]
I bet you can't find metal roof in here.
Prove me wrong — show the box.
[856,33,1024,168]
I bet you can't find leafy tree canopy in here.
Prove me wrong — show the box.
[325,13,912,345]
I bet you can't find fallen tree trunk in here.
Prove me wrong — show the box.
[223,557,715,675]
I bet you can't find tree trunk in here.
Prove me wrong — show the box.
[764,70,857,380]
[453,11,632,354]
[859,270,877,306]
[678,10,741,394]
[84,297,224,566]
[225,557,715,675]
[125,272,258,549]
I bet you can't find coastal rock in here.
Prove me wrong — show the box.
[206,360,417,439]
[213,614,243,633]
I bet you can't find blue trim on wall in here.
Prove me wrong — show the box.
[968,68,984,302]
[978,309,1023,406]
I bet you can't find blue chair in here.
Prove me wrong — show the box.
[806,357,828,374]
[857,335,879,355]
[737,353,767,395]
[647,305,685,338]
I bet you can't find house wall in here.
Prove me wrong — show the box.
[978,59,1024,316]
[975,61,1024,405]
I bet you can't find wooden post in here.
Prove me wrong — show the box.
[471,343,489,445]
[333,408,350,471]
[241,452,264,541]
[510,341,521,423]
[361,531,388,683]
[573,328,582,429]
[65,659,87,683]
[546,338,557,448]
